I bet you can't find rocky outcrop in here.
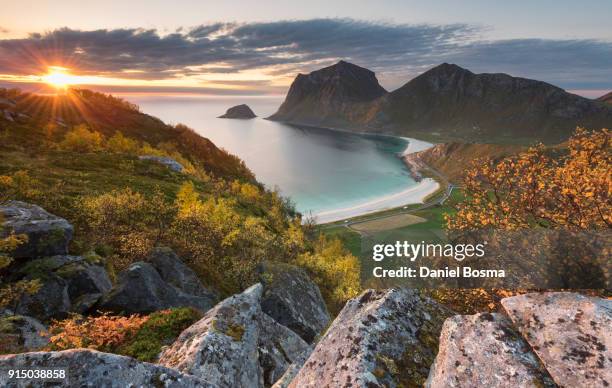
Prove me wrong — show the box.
[268,60,387,128]
[138,155,184,172]
[99,261,216,314]
[270,61,612,143]
[159,284,264,387]
[426,313,555,387]
[15,273,71,321]
[258,312,311,387]
[288,288,453,387]
[148,247,217,298]
[258,262,330,343]
[0,314,48,353]
[159,283,312,388]
[219,104,257,119]
[0,349,215,387]
[502,292,611,388]
[12,255,112,319]
[0,201,73,258]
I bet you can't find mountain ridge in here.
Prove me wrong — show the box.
[269,61,612,143]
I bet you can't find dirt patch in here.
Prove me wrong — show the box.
[351,214,427,233]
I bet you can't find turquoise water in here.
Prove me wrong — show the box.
[126,95,418,216]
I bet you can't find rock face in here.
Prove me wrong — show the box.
[270,61,612,143]
[0,201,73,258]
[502,292,612,388]
[148,247,217,298]
[159,283,311,388]
[0,349,215,387]
[219,104,257,119]
[99,260,216,314]
[268,60,386,127]
[258,263,330,343]
[138,155,184,172]
[426,313,555,387]
[258,312,311,387]
[0,314,48,353]
[12,255,112,319]
[288,289,453,387]
[159,284,264,387]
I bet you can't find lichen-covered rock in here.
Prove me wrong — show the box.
[258,262,330,343]
[502,292,612,388]
[148,247,218,300]
[99,262,215,314]
[271,345,313,388]
[0,349,216,387]
[426,313,555,387]
[288,288,453,388]
[0,201,73,258]
[15,255,112,315]
[15,273,71,321]
[138,155,184,172]
[0,314,48,353]
[258,312,310,387]
[159,284,264,387]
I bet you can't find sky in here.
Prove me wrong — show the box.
[0,0,611,97]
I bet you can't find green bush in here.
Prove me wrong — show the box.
[117,307,202,362]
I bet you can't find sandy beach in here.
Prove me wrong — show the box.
[310,137,439,224]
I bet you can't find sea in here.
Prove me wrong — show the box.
[126,95,427,220]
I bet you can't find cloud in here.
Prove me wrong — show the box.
[0,19,610,91]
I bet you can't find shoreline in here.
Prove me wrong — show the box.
[310,178,440,224]
[293,128,440,224]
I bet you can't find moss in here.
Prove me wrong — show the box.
[225,324,245,341]
[117,307,202,362]
[18,257,57,280]
[0,315,24,334]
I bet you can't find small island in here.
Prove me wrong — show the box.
[218,104,257,119]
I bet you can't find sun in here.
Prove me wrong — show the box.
[42,67,78,89]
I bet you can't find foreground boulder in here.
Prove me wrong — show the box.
[502,292,611,388]
[0,349,215,387]
[148,247,217,299]
[159,284,264,387]
[426,313,555,387]
[258,312,311,386]
[138,155,184,172]
[0,201,73,258]
[0,314,48,353]
[258,263,330,343]
[99,261,216,314]
[288,289,453,387]
[13,255,112,318]
[218,104,257,119]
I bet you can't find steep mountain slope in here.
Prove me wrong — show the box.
[270,62,612,144]
[380,63,612,143]
[598,91,612,105]
[268,60,386,127]
[0,88,251,180]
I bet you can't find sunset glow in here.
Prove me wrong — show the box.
[42,67,77,89]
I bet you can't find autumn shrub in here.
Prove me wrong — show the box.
[47,313,148,352]
[296,234,361,314]
[117,307,202,361]
[46,308,199,361]
[106,132,141,154]
[0,170,41,203]
[59,124,104,152]
[77,188,174,270]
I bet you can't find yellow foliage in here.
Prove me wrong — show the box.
[106,132,141,154]
[449,128,611,230]
[60,124,104,152]
[296,234,361,314]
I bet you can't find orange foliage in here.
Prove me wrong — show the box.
[448,128,611,230]
[47,313,148,352]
